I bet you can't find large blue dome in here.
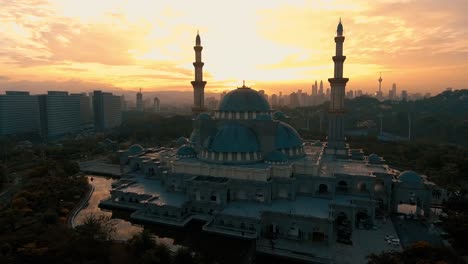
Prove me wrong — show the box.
[209,122,260,153]
[275,122,303,149]
[218,87,270,112]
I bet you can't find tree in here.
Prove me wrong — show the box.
[366,251,400,264]
[172,247,196,264]
[367,241,464,264]
[127,229,155,256]
[75,214,116,242]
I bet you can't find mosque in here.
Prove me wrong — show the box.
[101,20,438,262]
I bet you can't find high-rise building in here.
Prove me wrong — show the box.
[327,18,348,152]
[289,92,300,107]
[318,80,323,96]
[191,31,207,115]
[136,88,143,111]
[71,93,92,126]
[312,83,317,96]
[401,90,408,101]
[205,97,219,110]
[93,91,122,132]
[0,91,40,136]
[38,91,81,140]
[153,97,160,112]
[270,94,278,107]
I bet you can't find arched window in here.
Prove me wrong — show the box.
[318,184,328,194]
[337,181,348,192]
[357,182,367,192]
[210,191,217,202]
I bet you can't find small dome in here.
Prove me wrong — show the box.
[128,144,144,155]
[275,122,303,149]
[177,145,196,157]
[399,170,422,183]
[368,154,381,164]
[196,113,212,120]
[273,111,286,120]
[265,150,288,163]
[209,123,260,153]
[176,137,189,146]
[218,87,270,112]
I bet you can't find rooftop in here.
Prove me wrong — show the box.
[116,174,187,207]
[222,196,331,220]
[320,155,389,177]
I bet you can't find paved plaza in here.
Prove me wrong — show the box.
[333,219,401,264]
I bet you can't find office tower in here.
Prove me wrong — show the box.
[401,90,408,101]
[136,88,143,111]
[270,94,278,107]
[71,93,92,126]
[38,91,81,139]
[0,91,40,136]
[93,91,122,132]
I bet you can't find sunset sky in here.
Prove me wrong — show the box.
[1,0,467,95]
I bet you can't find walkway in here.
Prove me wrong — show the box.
[68,183,95,228]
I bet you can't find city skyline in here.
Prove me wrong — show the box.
[1,0,467,95]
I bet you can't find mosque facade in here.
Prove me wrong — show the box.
[101,21,438,262]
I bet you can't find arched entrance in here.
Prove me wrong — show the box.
[336,212,352,244]
[318,184,328,194]
[355,211,370,229]
[336,181,348,193]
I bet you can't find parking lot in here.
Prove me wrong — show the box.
[392,215,443,248]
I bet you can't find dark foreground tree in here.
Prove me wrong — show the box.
[367,241,464,264]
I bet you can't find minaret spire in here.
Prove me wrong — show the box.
[191,31,207,115]
[327,18,349,153]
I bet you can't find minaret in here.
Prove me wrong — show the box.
[191,31,207,115]
[327,18,349,151]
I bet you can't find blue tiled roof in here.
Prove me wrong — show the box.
[275,122,303,149]
[273,111,286,120]
[176,137,189,146]
[190,129,199,143]
[209,122,260,152]
[177,145,196,156]
[337,21,343,34]
[196,113,212,120]
[265,150,288,162]
[399,170,422,183]
[218,87,270,112]
[368,153,381,164]
[128,144,144,155]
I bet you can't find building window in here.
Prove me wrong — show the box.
[210,191,217,202]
